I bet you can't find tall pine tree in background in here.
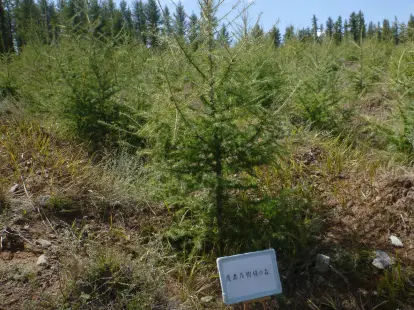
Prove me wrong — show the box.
[284,25,295,42]
[38,0,57,44]
[333,16,342,45]
[101,0,115,37]
[400,22,407,43]
[344,19,349,39]
[392,16,400,45]
[218,23,230,46]
[49,2,59,41]
[120,0,133,36]
[89,0,106,35]
[133,0,147,45]
[251,24,264,38]
[408,14,414,41]
[162,5,172,36]
[269,25,281,47]
[63,0,88,32]
[188,12,198,49]
[38,0,48,43]
[15,0,41,45]
[377,21,382,41]
[112,7,124,37]
[367,21,375,38]
[146,0,161,47]
[173,0,186,38]
[0,0,13,52]
[0,0,6,52]
[382,18,391,42]
[326,17,333,38]
[349,12,358,41]
[298,27,312,42]
[311,14,318,41]
[357,10,366,40]
[89,0,100,22]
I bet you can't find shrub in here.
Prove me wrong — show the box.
[293,42,353,133]
[0,54,18,99]
[223,188,321,256]
[374,99,414,157]
[64,250,163,309]
[55,37,139,150]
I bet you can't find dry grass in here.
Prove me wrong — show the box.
[0,116,149,220]
[0,117,91,197]
[0,115,169,309]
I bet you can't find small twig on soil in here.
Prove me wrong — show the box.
[400,213,406,225]
[372,300,389,309]
[20,175,31,201]
[145,201,156,216]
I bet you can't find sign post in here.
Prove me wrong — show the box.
[216,249,282,307]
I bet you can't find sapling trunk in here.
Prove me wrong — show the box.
[204,0,224,254]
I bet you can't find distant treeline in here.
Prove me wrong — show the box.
[0,0,413,53]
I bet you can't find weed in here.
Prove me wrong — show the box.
[46,196,75,212]
[62,249,164,310]
[378,260,414,308]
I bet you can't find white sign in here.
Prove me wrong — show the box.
[217,249,282,305]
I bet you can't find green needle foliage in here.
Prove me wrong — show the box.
[295,42,347,132]
[144,0,286,255]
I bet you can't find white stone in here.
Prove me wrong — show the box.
[390,235,404,248]
[9,184,19,193]
[36,254,48,266]
[36,239,52,248]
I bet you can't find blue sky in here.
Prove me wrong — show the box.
[155,0,414,32]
